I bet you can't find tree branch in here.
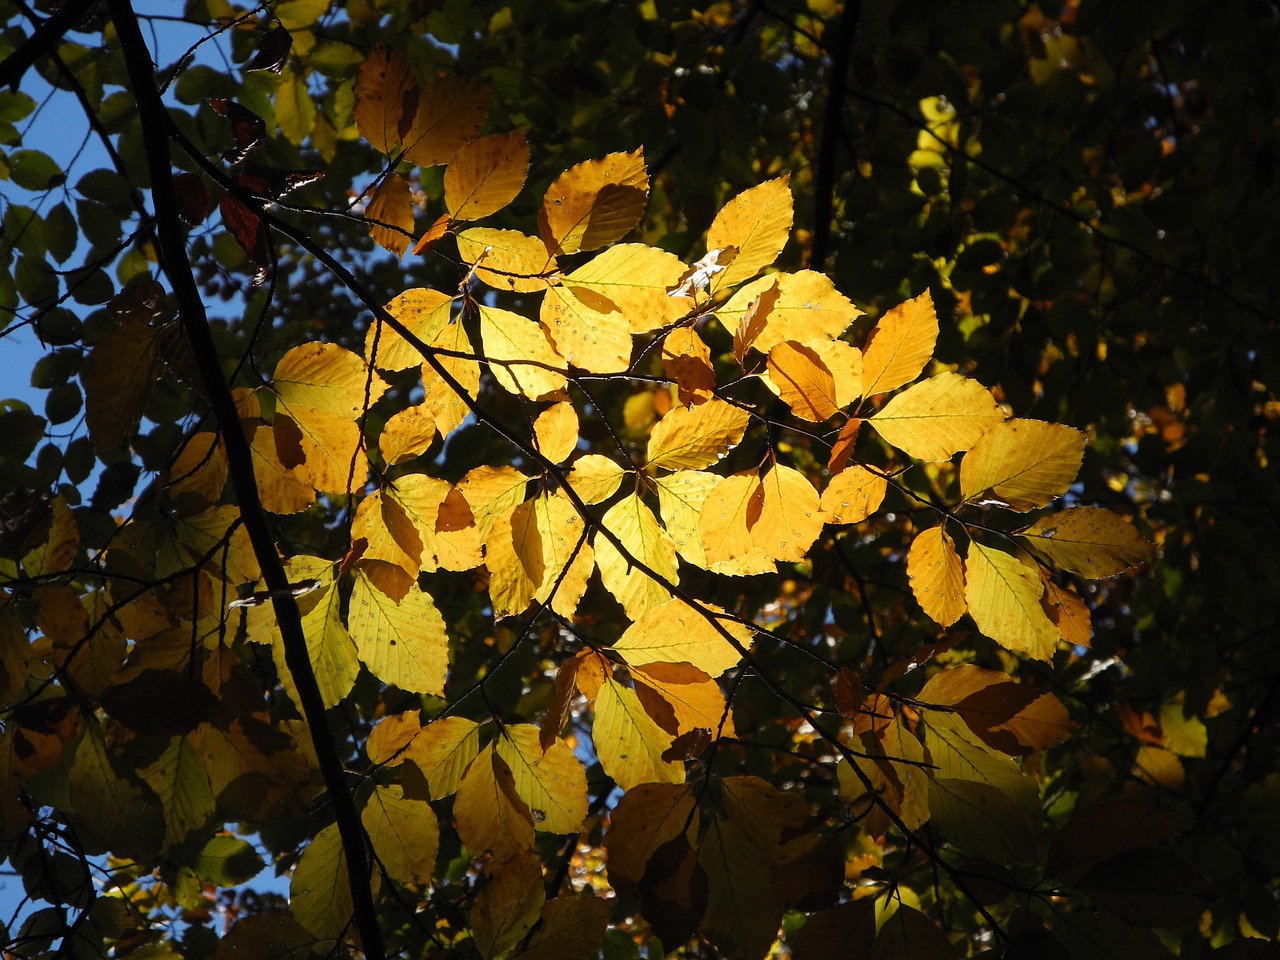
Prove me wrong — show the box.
[809,0,860,271]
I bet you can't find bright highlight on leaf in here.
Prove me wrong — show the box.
[907,525,967,627]
[964,540,1059,660]
[870,371,1007,460]
[960,419,1086,510]
[860,290,939,398]
[705,176,793,290]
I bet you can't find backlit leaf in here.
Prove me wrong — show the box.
[662,327,717,405]
[964,541,1059,660]
[752,463,824,562]
[455,747,536,860]
[290,583,360,708]
[821,465,886,524]
[494,724,588,834]
[473,850,545,959]
[593,675,685,790]
[539,150,649,256]
[647,399,751,470]
[722,270,860,353]
[613,598,747,677]
[532,401,579,464]
[566,454,625,505]
[348,572,448,696]
[367,287,454,371]
[353,45,416,155]
[367,173,414,257]
[632,662,735,738]
[540,282,631,372]
[138,736,216,854]
[566,243,688,332]
[768,341,838,421]
[656,470,720,566]
[919,665,1074,754]
[457,228,556,293]
[404,717,480,800]
[400,77,490,167]
[362,784,438,888]
[379,404,437,465]
[290,824,351,941]
[960,419,1086,511]
[705,176,793,290]
[478,305,568,398]
[870,372,1007,461]
[1018,507,1152,577]
[604,782,696,887]
[595,493,679,619]
[515,895,612,960]
[906,526,966,627]
[274,342,387,419]
[860,290,938,397]
[445,131,529,221]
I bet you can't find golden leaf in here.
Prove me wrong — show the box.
[595,493,679,619]
[906,526,966,627]
[166,432,227,513]
[455,748,536,860]
[613,598,747,677]
[721,270,860,352]
[379,403,437,465]
[869,372,1007,461]
[632,662,736,739]
[532,401,580,464]
[662,327,717,405]
[565,243,688,332]
[348,572,448,697]
[698,473,774,575]
[593,675,685,790]
[807,338,864,407]
[540,282,631,372]
[353,44,416,155]
[836,716,929,836]
[249,425,313,514]
[860,289,939,397]
[656,470,720,566]
[367,287,453,371]
[1043,578,1091,647]
[767,341,838,421]
[362,784,439,889]
[444,131,529,222]
[456,228,556,293]
[565,454,625,505]
[351,491,423,584]
[821,465,886,524]
[367,172,414,257]
[530,493,594,618]
[493,724,588,834]
[918,664,1075,754]
[284,583,359,708]
[752,463,824,562]
[276,407,367,494]
[539,149,649,256]
[400,77,489,168]
[646,398,751,471]
[478,305,568,398]
[485,500,541,619]
[457,465,530,540]
[421,320,480,438]
[366,711,420,765]
[404,717,480,799]
[705,176,793,290]
[473,849,545,959]
[274,342,387,419]
[1017,506,1152,577]
[960,419,1086,511]
[381,473,451,571]
[964,541,1059,660]
[603,782,696,886]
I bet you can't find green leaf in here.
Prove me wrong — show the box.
[8,150,64,191]
[193,835,264,886]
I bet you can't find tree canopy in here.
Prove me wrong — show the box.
[1,1,1277,958]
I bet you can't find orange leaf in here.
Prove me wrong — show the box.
[539,149,649,256]
[366,172,414,257]
[444,131,530,221]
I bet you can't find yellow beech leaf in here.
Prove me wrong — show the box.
[379,403,437,465]
[960,419,1086,511]
[539,149,649,256]
[906,526,966,627]
[433,487,484,573]
[533,401,579,464]
[454,747,536,861]
[1017,506,1152,578]
[698,473,775,575]
[594,675,685,790]
[366,711,420,766]
[662,327,716,405]
[348,572,448,696]
[860,289,939,397]
[767,341,837,421]
[399,76,489,168]
[422,320,480,438]
[752,463,824,562]
[531,493,594,618]
[515,895,612,960]
[540,282,631,373]
[286,583,359,708]
[367,172,414,257]
[596,494,678,618]
[565,454,625,505]
[138,737,216,855]
[473,849,545,960]
[82,321,160,449]
[276,407,367,494]
[603,782,696,886]
[249,424,313,513]
[494,724,588,834]
[362,784,439,889]
[733,279,778,361]
[821,465,887,524]
[351,490,423,583]
[632,662,735,739]
[919,664,1074,755]
[565,243,688,332]
[290,823,351,941]
[274,342,387,419]
[404,717,480,799]
[808,338,863,407]
[367,287,454,371]
[964,541,1059,661]
[457,465,530,540]
[382,473,453,571]
[705,176,793,291]
[486,500,541,619]
[613,598,747,677]
[478,305,568,398]
[837,716,930,836]
[445,131,529,222]
[869,372,1007,461]
[646,398,751,470]
[456,228,556,293]
[656,469,720,566]
[353,44,416,155]
[721,270,861,353]
[166,432,227,513]
[1043,578,1091,648]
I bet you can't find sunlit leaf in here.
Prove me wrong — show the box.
[353,44,416,155]
[367,287,454,371]
[768,341,838,421]
[566,454,625,505]
[860,290,938,397]
[960,419,1086,511]
[362,784,439,889]
[400,77,490,167]
[404,717,480,800]
[821,465,886,525]
[869,372,1007,461]
[478,305,568,398]
[532,401,579,464]
[722,270,860,353]
[1018,506,1152,577]
[348,572,448,696]
[705,176,793,290]
[647,399,751,471]
[493,724,588,834]
[906,525,966,627]
[455,747,536,860]
[613,598,747,677]
[445,131,530,222]
[540,281,631,372]
[539,149,649,256]
[595,493,679,619]
[964,541,1059,660]
[594,675,685,790]
[752,463,824,562]
[566,243,688,332]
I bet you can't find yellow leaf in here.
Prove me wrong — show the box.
[530,493,594,618]
[455,747,536,860]
[808,338,863,407]
[285,583,359,708]
[906,526,966,627]
[400,76,490,167]
[367,172,415,257]
[404,717,480,799]
[565,243,688,332]
[456,227,556,293]
[964,541,1059,660]
[379,403,436,465]
[274,70,315,145]
[960,419,1086,510]
[367,287,454,371]
[860,289,939,397]
[82,322,160,449]
[595,493,678,619]
[353,45,416,155]
[594,675,685,790]
[348,572,448,696]
[362,784,439,888]
[646,398,751,470]
[632,662,735,739]
[457,465,530,540]
[421,320,480,438]
[603,782,696,886]
[539,149,649,255]
[705,176,793,290]
[836,716,929,836]
[494,724,588,834]
[473,850,545,959]
[662,327,716,405]
[445,131,529,221]
[753,463,824,562]
[249,425,313,514]
[919,664,1075,754]
[478,305,568,398]
[613,598,747,677]
[1017,506,1152,577]
[165,431,227,513]
[698,473,773,575]
[869,372,1007,461]
[533,401,579,464]
[540,282,631,373]
[289,823,351,941]
[138,737,216,854]
[656,469,720,566]
[821,465,886,524]
[566,454,625,505]
[767,341,838,421]
[276,407,367,494]
[1043,578,1091,647]
[351,490,423,583]
[366,711,420,766]
[722,270,861,353]
[486,499,541,619]
[274,342,387,419]
[515,895,612,960]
